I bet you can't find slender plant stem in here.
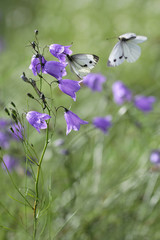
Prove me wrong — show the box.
[0,157,33,209]
[33,120,50,239]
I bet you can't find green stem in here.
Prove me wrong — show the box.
[0,157,33,209]
[33,120,50,239]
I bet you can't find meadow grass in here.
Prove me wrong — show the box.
[0,0,160,239]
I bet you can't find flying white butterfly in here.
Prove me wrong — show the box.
[66,54,99,79]
[107,33,147,67]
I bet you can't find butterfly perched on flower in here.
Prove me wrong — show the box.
[66,54,99,79]
[107,33,147,67]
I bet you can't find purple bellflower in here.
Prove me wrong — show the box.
[58,79,81,101]
[44,61,67,80]
[64,109,88,135]
[92,116,112,134]
[112,81,132,105]
[2,154,17,172]
[49,44,72,63]
[29,54,46,76]
[26,111,51,133]
[134,95,156,113]
[150,150,160,165]
[83,73,106,92]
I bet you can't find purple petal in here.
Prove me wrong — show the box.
[58,79,81,101]
[112,81,132,105]
[83,73,106,92]
[44,61,67,80]
[134,95,156,112]
[26,111,51,133]
[64,110,88,135]
[92,116,112,134]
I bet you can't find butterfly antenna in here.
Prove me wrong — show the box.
[106,36,117,41]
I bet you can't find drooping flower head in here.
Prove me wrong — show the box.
[134,95,156,113]
[83,73,106,92]
[49,44,72,63]
[112,81,132,105]
[150,150,160,165]
[26,111,51,133]
[2,154,18,172]
[92,116,112,134]
[58,79,81,101]
[64,109,88,135]
[44,61,67,80]
[29,54,46,76]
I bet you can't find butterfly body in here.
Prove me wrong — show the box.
[66,54,99,79]
[107,33,147,67]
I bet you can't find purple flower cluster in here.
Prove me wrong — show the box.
[29,44,82,101]
[112,81,156,113]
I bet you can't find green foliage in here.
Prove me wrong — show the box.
[0,0,160,239]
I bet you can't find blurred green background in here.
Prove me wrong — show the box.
[1,0,160,239]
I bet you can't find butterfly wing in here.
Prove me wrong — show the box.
[67,54,99,79]
[122,41,141,63]
[107,41,125,67]
[131,35,147,44]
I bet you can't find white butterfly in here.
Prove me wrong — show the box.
[107,33,147,67]
[66,54,99,79]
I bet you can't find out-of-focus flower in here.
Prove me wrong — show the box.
[58,79,80,101]
[29,54,46,76]
[64,109,88,135]
[44,61,67,80]
[10,122,24,141]
[150,150,160,165]
[54,139,65,147]
[0,119,11,128]
[92,116,112,134]
[49,44,72,63]
[26,111,51,133]
[0,132,10,149]
[83,73,106,92]
[134,95,156,113]
[2,154,18,172]
[112,81,132,105]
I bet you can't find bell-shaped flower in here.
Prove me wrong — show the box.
[26,111,51,133]
[58,79,81,101]
[29,54,46,76]
[44,61,67,80]
[49,44,72,63]
[83,73,106,92]
[112,81,132,105]
[92,116,112,134]
[150,150,160,165]
[134,95,156,113]
[64,109,88,135]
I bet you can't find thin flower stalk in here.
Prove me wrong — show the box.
[33,118,50,239]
